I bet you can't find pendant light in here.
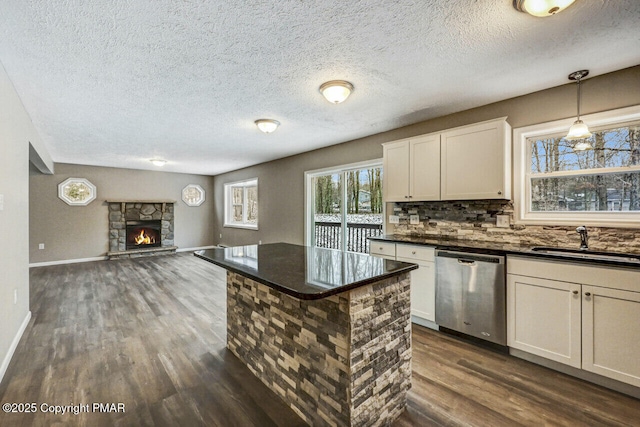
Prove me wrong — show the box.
[513,0,576,17]
[565,70,592,148]
[255,119,280,133]
[319,80,354,104]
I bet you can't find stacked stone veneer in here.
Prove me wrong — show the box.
[391,200,640,254]
[107,202,175,257]
[226,271,412,427]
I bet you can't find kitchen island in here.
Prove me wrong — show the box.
[195,243,417,427]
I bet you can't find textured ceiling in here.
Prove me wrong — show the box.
[1,0,639,175]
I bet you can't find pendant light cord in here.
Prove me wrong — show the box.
[576,77,582,120]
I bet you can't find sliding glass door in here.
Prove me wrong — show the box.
[307,161,383,253]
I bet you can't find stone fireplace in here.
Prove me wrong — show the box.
[107,201,177,259]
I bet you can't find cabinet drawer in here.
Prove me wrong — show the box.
[396,244,435,262]
[370,241,396,258]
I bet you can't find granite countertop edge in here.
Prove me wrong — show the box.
[369,235,640,268]
[194,249,418,300]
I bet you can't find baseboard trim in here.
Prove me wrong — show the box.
[177,245,218,252]
[29,246,219,267]
[0,310,31,385]
[29,256,107,268]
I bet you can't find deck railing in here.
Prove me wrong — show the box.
[314,222,383,253]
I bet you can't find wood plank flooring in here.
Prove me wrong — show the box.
[1,253,638,426]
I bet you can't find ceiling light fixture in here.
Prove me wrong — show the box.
[255,119,280,133]
[319,80,354,104]
[565,70,592,149]
[150,158,167,166]
[513,0,576,17]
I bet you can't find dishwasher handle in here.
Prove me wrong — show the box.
[436,250,504,264]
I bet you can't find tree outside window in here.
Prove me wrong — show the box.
[528,123,640,212]
[225,178,258,229]
[513,105,640,227]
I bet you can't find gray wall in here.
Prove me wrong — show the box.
[30,163,215,264]
[213,65,640,247]
[0,61,47,381]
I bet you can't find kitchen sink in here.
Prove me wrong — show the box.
[531,247,640,264]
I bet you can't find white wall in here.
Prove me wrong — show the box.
[0,61,48,383]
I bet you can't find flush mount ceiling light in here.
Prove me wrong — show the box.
[150,158,167,166]
[319,80,354,104]
[255,119,280,133]
[513,0,576,17]
[565,70,592,149]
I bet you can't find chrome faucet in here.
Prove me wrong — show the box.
[576,226,588,250]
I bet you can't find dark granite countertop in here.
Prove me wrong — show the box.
[370,235,640,268]
[194,242,418,300]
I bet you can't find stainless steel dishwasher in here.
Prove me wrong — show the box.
[435,250,506,346]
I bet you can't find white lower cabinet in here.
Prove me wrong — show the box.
[507,256,640,388]
[507,274,581,368]
[396,244,435,323]
[582,285,640,387]
[370,242,436,324]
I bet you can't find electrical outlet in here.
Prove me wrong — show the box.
[258,240,262,245]
[219,234,222,239]
[410,215,420,225]
[14,289,17,304]
[496,215,510,228]
[0,194,4,211]
[389,215,400,224]
[39,243,45,250]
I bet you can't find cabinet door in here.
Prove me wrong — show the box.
[410,134,440,201]
[409,261,435,322]
[507,274,581,368]
[383,140,410,202]
[582,286,640,387]
[397,245,436,323]
[441,118,510,200]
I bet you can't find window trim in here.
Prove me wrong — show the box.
[513,104,640,228]
[224,178,258,230]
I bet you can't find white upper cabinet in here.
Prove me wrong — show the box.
[410,134,441,201]
[383,139,410,202]
[383,133,440,202]
[383,117,511,202]
[440,117,511,200]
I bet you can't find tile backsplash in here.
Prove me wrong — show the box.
[390,200,640,254]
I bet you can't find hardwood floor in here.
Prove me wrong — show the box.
[1,254,638,426]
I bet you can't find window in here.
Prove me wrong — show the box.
[224,178,258,229]
[514,105,640,227]
[304,159,383,253]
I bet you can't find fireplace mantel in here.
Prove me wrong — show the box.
[106,199,176,203]
[107,200,177,213]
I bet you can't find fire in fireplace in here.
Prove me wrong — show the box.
[126,220,161,250]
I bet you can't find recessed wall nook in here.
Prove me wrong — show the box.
[107,200,177,259]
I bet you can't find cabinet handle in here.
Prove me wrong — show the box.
[412,251,416,255]
[497,191,502,195]
[572,290,579,295]
[585,292,591,297]
[404,195,409,199]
